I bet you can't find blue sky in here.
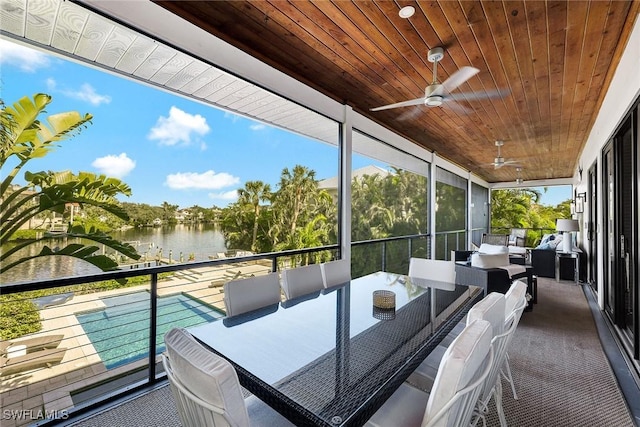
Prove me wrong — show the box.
[531,185,571,206]
[1,39,352,209]
[1,39,570,209]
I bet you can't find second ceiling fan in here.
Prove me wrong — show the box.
[487,140,520,169]
[370,47,507,114]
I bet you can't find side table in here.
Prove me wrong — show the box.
[556,251,580,284]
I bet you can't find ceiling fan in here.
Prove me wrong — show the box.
[515,167,525,185]
[370,47,507,114]
[487,140,521,169]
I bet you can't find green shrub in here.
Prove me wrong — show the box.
[0,295,41,340]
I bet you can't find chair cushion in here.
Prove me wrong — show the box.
[423,319,492,427]
[508,246,527,255]
[164,328,250,426]
[505,280,527,316]
[406,345,447,392]
[409,258,456,283]
[321,259,351,288]
[365,382,430,427]
[223,272,281,317]
[281,264,324,299]
[466,292,506,337]
[478,243,509,254]
[471,252,509,269]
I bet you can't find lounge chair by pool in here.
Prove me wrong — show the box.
[32,292,74,309]
[0,347,66,377]
[0,334,64,356]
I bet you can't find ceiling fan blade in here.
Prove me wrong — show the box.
[397,105,425,121]
[446,88,510,102]
[441,66,479,93]
[442,100,473,115]
[370,97,425,111]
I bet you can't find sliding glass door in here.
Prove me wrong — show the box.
[602,109,638,358]
[603,141,616,319]
[587,163,598,292]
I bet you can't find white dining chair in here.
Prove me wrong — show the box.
[365,319,494,427]
[320,259,351,289]
[501,280,528,400]
[223,272,281,317]
[407,280,527,412]
[163,328,294,427]
[408,257,456,283]
[280,264,324,300]
[407,292,505,394]
[465,293,511,427]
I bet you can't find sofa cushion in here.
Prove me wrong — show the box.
[508,246,526,255]
[471,252,510,269]
[478,243,509,255]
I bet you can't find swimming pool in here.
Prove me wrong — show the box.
[77,292,223,369]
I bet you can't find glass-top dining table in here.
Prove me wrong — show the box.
[189,271,482,427]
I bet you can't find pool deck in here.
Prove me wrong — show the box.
[0,261,272,426]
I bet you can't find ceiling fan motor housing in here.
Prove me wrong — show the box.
[425,84,444,106]
[427,47,444,63]
[425,96,443,106]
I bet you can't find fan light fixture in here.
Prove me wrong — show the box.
[399,6,415,18]
[425,96,443,106]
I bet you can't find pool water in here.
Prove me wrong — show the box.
[77,292,223,369]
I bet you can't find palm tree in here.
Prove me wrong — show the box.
[161,201,178,223]
[238,180,271,252]
[1,94,139,274]
[272,165,318,238]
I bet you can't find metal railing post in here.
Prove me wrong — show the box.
[381,242,387,272]
[149,272,158,382]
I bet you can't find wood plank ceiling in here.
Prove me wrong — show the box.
[156,0,639,183]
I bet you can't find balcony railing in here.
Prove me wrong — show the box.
[1,245,344,425]
[490,227,557,247]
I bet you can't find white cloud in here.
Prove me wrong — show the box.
[92,153,136,178]
[46,78,111,106]
[165,170,240,190]
[208,190,239,201]
[71,83,111,106]
[0,39,50,72]
[250,123,266,131]
[148,107,210,146]
[223,112,240,123]
[46,78,57,91]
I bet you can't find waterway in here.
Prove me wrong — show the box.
[2,224,227,285]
